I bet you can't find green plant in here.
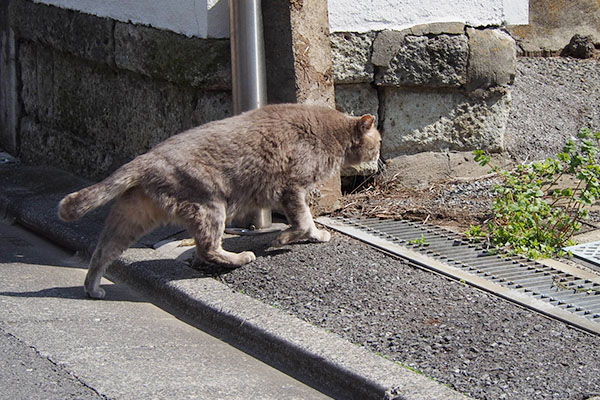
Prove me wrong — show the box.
[409,234,430,247]
[468,128,600,259]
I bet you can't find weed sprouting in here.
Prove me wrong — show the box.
[409,234,430,247]
[467,128,600,259]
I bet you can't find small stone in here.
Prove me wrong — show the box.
[563,34,595,59]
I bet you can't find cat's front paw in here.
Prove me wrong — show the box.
[309,229,331,243]
[240,251,256,264]
[274,228,331,246]
[234,251,256,265]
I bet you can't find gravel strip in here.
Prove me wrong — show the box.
[215,232,600,400]
[506,57,600,162]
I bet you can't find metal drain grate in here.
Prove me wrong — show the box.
[317,216,600,336]
[566,241,600,268]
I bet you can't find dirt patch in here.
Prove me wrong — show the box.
[335,151,509,234]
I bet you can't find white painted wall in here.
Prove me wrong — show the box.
[33,0,210,37]
[328,0,529,32]
[33,0,528,38]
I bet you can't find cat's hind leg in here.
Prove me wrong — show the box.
[180,201,256,267]
[84,188,165,299]
[274,188,330,246]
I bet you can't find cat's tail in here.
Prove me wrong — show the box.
[58,166,141,222]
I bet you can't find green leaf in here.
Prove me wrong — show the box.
[479,129,600,259]
[473,150,491,167]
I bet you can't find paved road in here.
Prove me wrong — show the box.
[0,218,330,399]
[0,328,101,399]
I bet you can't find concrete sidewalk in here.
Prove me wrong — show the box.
[0,155,471,400]
[0,219,330,399]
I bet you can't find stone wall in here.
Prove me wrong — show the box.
[4,0,231,180]
[0,0,19,154]
[2,0,519,182]
[331,23,517,164]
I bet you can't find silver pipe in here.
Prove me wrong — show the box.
[230,0,267,114]
[229,0,271,230]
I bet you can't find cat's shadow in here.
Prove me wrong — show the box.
[0,285,146,302]
[190,232,292,276]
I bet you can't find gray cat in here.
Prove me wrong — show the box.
[58,103,381,299]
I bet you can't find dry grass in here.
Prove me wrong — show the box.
[333,172,500,233]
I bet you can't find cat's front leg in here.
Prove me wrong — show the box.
[274,188,331,246]
[184,200,257,267]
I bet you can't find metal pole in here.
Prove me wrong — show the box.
[230,0,267,114]
[229,0,272,231]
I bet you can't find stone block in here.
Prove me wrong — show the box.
[10,0,231,89]
[408,22,466,36]
[330,32,376,84]
[374,33,468,88]
[380,88,510,157]
[371,30,407,67]
[19,117,115,180]
[115,23,231,90]
[341,158,380,177]
[371,24,465,66]
[0,3,18,154]
[18,43,56,123]
[10,0,114,65]
[383,151,504,190]
[262,0,336,106]
[18,45,206,179]
[55,58,198,172]
[466,28,516,90]
[192,91,233,126]
[335,84,380,177]
[334,84,379,119]
[287,0,336,106]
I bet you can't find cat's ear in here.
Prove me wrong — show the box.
[358,114,375,133]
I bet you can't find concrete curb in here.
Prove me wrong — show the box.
[0,163,470,400]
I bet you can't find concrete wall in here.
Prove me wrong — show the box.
[507,0,600,55]
[5,0,231,180]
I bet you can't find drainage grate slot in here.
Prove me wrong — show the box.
[550,292,598,303]
[318,216,600,336]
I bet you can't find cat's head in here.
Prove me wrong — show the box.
[344,114,381,167]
